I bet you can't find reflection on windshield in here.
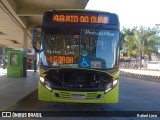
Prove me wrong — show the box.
[81,29,119,68]
[40,29,119,69]
[43,33,79,55]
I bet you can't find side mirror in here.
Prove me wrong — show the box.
[32,26,41,53]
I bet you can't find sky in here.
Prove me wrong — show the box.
[86,0,160,28]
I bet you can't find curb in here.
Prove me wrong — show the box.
[120,71,160,81]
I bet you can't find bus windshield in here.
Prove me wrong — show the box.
[40,28,119,69]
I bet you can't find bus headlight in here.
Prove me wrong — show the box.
[40,77,45,83]
[105,83,112,93]
[40,77,52,91]
[44,81,52,91]
[113,79,118,86]
[105,79,118,93]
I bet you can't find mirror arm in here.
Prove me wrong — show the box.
[32,25,41,53]
[33,44,41,53]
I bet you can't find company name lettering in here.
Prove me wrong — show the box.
[85,30,114,36]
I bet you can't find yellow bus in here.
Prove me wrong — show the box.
[32,9,121,103]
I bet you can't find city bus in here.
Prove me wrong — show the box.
[32,9,121,103]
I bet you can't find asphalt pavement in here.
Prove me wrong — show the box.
[0,68,160,111]
[0,68,38,111]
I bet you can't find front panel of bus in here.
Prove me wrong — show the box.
[38,10,120,103]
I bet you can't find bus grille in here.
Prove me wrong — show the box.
[86,93,97,99]
[59,92,70,98]
[56,92,100,99]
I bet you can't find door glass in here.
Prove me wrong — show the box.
[11,54,18,65]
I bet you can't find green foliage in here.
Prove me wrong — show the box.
[120,26,160,60]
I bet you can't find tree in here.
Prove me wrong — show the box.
[121,26,160,69]
[121,27,135,57]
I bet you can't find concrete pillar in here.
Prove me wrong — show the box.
[1,46,7,69]
[2,46,6,59]
[22,28,28,77]
[23,28,28,53]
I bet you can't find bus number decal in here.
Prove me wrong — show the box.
[53,15,78,22]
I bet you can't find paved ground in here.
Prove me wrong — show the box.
[0,68,38,111]
[0,68,7,76]
[3,76,160,120]
[0,68,160,112]
[7,76,160,111]
[0,68,160,119]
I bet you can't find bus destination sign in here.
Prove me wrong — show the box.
[52,14,109,24]
[46,55,74,64]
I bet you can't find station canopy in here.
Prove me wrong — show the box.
[0,0,89,48]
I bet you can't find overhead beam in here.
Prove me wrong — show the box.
[18,14,43,17]
[17,9,44,17]
[16,0,89,17]
[1,0,27,28]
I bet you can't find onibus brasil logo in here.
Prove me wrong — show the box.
[2,112,42,118]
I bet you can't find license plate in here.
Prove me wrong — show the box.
[71,94,85,100]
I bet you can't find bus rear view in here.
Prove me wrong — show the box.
[32,9,120,103]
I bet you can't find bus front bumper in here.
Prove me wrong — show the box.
[38,82,119,104]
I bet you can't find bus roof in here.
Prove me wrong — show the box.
[44,9,118,15]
